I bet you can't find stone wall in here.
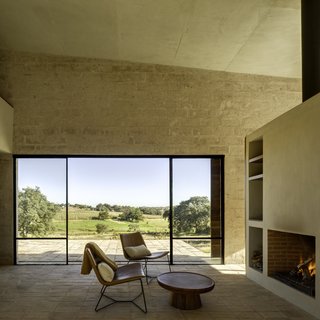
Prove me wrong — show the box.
[0,154,13,264]
[0,50,301,264]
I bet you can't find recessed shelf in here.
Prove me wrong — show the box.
[248,219,263,227]
[249,154,263,163]
[249,227,263,273]
[249,174,263,181]
[248,139,263,159]
[248,139,263,222]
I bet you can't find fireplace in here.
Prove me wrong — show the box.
[268,230,316,297]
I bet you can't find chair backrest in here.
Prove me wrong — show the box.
[85,247,108,285]
[120,232,147,259]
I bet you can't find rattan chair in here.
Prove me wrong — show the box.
[120,232,171,283]
[81,242,147,313]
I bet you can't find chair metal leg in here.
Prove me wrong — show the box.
[144,255,171,284]
[144,259,156,284]
[100,285,106,294]
[144,259,149,284]
[94,281,147,313]
[95,285,116,312]
[140,278,147,313]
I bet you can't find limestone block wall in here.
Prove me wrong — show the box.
[0,155,13,264]
[0,50,301,264]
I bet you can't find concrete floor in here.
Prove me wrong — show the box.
[0,263,318,320]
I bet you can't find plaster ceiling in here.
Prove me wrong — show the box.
[0,0,301,78]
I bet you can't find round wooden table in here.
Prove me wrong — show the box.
[157,271,215,310]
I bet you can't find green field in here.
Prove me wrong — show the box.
[51,207,169,239]
[19,206,213,255]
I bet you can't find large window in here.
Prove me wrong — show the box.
[14,156,224,264]
[171,157,224,264]
[67,158,170,263]
[16,158,67,264]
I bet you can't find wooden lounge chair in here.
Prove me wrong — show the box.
[120,232,171,283]
[81,242,147,313]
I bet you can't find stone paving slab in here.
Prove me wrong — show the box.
[17,239,219,264]
[0,263,318,320]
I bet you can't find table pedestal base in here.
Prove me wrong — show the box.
[171,292,201,310]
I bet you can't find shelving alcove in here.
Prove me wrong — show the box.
[247,138,263,274]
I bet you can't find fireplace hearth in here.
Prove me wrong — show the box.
[268,230,316,297]
[272,256,315,297]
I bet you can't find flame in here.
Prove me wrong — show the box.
[296,256,316,278]
[308,260,316,277]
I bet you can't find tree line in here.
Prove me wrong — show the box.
[17,187,210,237]
[72,203,165,216]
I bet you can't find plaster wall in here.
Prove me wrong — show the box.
[0,97,13,153]
[246,92,320,318]
[0,50,301,264]
[0,97,13,264]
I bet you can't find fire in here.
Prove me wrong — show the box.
[308,260,316,277]
[296,256,316,279]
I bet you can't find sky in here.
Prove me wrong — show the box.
[17,158,210,207]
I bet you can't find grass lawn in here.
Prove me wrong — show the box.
[51,207,169,239]
[26,207,211,254]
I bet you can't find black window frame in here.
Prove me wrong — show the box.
[13,154,225,265]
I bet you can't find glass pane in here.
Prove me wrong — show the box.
[172,159,211,237]
[68,239,121,263]
[16,158,67,238]
[173,239,222,264]
[67,158,170,262]
[17,239,66,264]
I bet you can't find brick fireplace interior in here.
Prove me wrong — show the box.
[268,230,316,297]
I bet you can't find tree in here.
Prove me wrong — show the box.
[139,206,163,215]
[96,203,112,212]
[18,186,59,237]
[163,196,210,235]
[96,223,108,234]
[98,210,109,220]
[119,207,144,222]
[112,205,122,212]
[73,203,94,210]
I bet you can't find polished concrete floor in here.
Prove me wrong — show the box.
[0,263,318,320]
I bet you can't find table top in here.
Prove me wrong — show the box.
[157,271,215,294]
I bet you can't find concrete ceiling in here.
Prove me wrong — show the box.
[0,0,301,78]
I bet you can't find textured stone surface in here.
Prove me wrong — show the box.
[0,50,302,263]
[0,264,317,320]
[0,154,13,264]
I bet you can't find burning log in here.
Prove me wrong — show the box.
[290,257,314,280]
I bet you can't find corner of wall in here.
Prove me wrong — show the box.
[0,154,14,265]
[0,96,14,154]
